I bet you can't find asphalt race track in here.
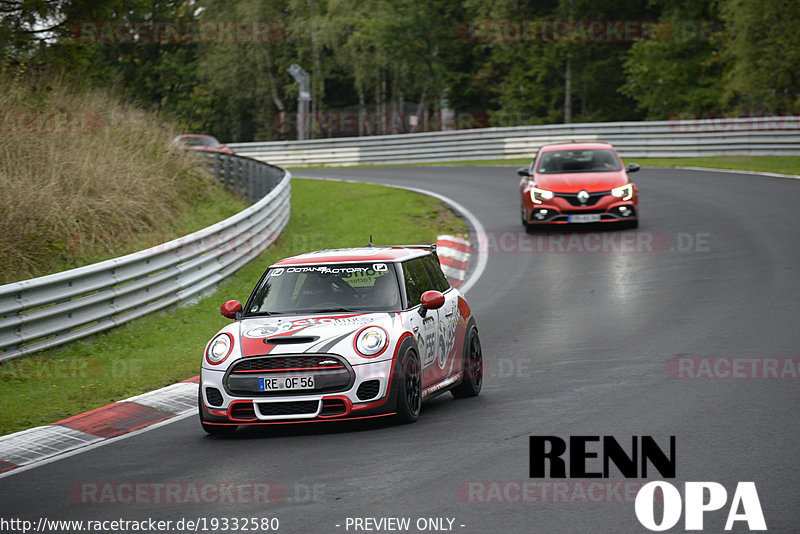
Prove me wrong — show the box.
[1,166,799,533]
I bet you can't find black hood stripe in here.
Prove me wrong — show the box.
[308,329,359,353]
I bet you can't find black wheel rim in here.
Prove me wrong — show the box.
[406,357,421,415]
[470,335,483,388]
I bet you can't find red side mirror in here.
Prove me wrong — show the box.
[220,300,242,319]
[420,290,445,310]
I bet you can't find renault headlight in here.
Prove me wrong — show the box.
[530,187,555,204]
[611,184,633,201]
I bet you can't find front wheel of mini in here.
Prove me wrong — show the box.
[395,349,421,423]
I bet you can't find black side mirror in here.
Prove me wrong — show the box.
[517,167,531,177]
[626,163,640,173]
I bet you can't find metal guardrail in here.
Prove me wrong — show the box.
[0,153,291,362]
[228,116,800,166]
[203,152,286,203]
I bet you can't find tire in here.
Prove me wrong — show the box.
[521,205,537,233]
[394,349,422,423]
[452,328,483,398]
[199,391,237,436]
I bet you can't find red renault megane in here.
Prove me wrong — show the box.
[518,141,640,229]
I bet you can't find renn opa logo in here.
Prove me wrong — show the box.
[529,436,766,531]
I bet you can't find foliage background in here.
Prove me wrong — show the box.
[1,0,798,141]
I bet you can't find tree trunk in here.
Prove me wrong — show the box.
[358,81,366,136]
[310,0,324,136]
[374,68,381,135]
[259,47,284,112]
[415,81,428,132]
[564,54,572,124]
[380,72,387,134]
[563,0,574,124]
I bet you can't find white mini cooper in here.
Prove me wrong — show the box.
[199,245,482,435]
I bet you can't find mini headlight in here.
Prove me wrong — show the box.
[611,184,633,201]
[530,187,555,204]
[355,326,388,357]
[206,333,233,365]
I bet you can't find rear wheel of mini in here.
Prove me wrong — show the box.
[394,349,421,423]
[452,329,483,398]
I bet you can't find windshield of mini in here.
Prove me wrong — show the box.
[245,263,400,315]
[536,149,621,173]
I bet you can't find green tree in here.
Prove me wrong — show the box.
[720,0,800,112]
[620,0,724,119]
[4,0,209,126]
[195,0,293,140]
[466,0,651,124]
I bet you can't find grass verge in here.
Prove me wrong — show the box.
[0,73,248,284]
[628,156,800,176]
[293,156,800,176]
[0,178,466,436]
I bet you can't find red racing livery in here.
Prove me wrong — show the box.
[199,245,482,435]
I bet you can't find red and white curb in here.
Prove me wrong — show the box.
[0,377,199,477]
[437,235,471,288]
[0,237,471,477]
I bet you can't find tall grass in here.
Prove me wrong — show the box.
[0,72,245,284]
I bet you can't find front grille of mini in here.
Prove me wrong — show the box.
[226,354,354,397]
[230,355,346,373]
[356,380,381,401]
[256,401,319,416]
